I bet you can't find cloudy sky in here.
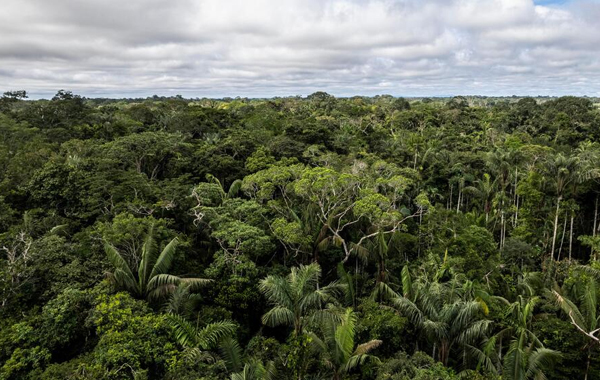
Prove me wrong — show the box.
[1,0,599,98]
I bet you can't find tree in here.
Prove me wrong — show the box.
[0,232,34,309]
[481,296,560,380]
[545,153,579,261]
[549,271,599,380]
[309,308,382,380]
[2,90,27,100]
[230,360,276,380]
[103,131,187,180]
[467,173,497,225]
[294,166,428,263]
[392,266,491,366]
[105,225,210,300]
[259,263,341,337]
[369,232,400,302]
[0,90,27,112]
[260,264,343,380]
[167,314,237,365]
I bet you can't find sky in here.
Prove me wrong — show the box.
[1,0,599,98]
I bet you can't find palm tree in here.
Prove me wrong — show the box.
[485,148,523,247]
[465,173,497,224]
[309,308,382,380]
[369,232,400,302]
[548,273,599,380]
[167,314,237,364]
[392,266,491,366]
[162,283,202,318]
[105,225,210,300]
[205,173,242,201]
[259,263,342,337]
[230,360,277,380]
[480,296,560,380]
[448,163,475,214]
[545,153,579,261]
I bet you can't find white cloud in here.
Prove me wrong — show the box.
[0,0,598,97]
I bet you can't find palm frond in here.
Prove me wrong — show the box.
[301,283,342,311]
[316,236,333,252]
[167,314,199,347]
[337,263,355,306]
[182,347,215,364]
[335,308,356,360]
[456,320,492,346]
[197,321,237,349]
[261,306,294,328]
[576,265,600,280]
[227,179,243,199]
[343,353,381,373]
[149,237,179,278]
[370,281,399,301]
[180,277,213,291]
[219,337,244,373]
[163,284,194,316]
[309,308,343,328]
[422,319,447,341]
[581,278,598,329]
[547,289,585,328]
[259,276,293,309]
[525,348,561,380]
[401,266,412,298]
[503,342,524,380]
[49,224,68,236]
[349,242,371,264]
[465,343,498,374]
[353,340,382,356]
[391,296,423,325]
[296,263,321,295]
[148,283,179,300]
[453,301,485,332]
[148,273,182,289]
[231,360,276,380]
[307,331,327,354]
[104,243,137,293]
[138,224,157,291]
[206,173,226,198]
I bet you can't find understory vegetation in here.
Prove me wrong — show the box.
[1,90,600,379]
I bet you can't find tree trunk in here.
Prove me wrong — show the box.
[551,196,562,261]
[500,211,504,248]
[569,213,574,262]
[514,195,519,228]
[558,216,567,261]
[414,150,418,170]
[585,347,591,380]
[418,211,423,257]
[594,196,599,238]
[500,195,506,248]
[513,167,518,214]
[440,341,449,366]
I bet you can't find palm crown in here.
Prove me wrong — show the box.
[105,225,210,300]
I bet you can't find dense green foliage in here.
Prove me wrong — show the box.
[1,90,600,379]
